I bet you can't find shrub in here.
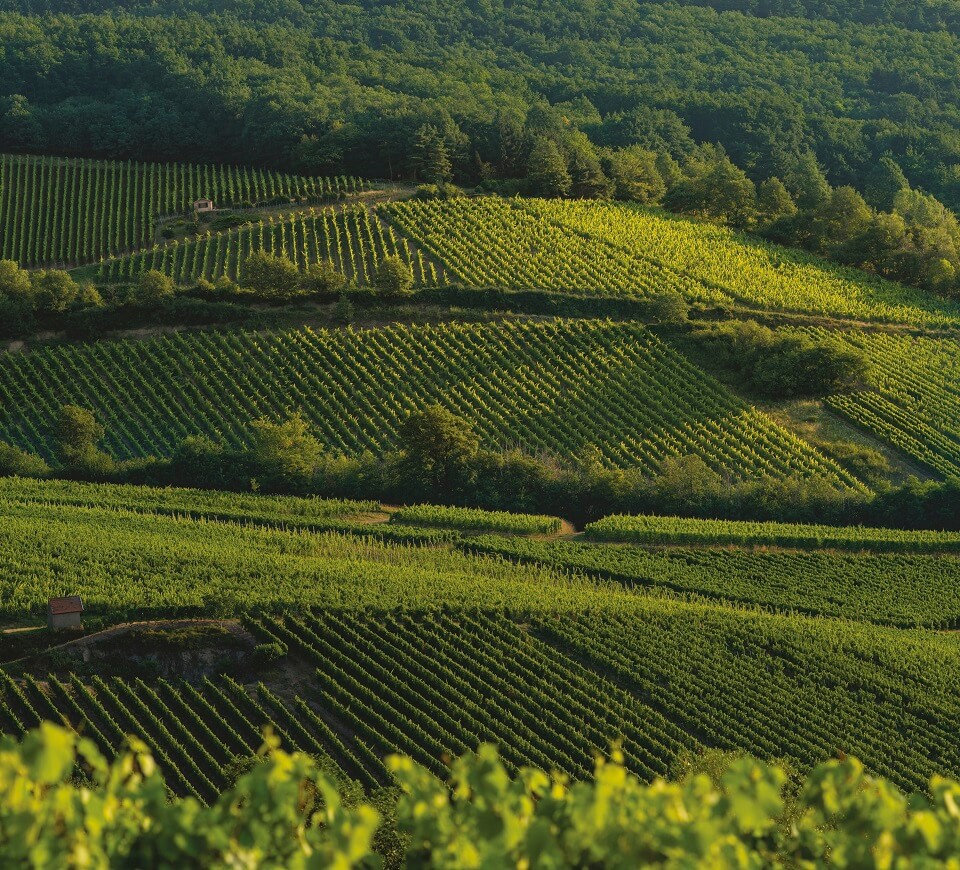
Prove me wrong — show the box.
[647,289,689,324]
[0,442,49,477]
[694,320,871,397]
[252,641,287,663]
[136,270,175,306]
[373,256,415,297]
[302,259,346,297]
[242,251,302,300]
[332,292,354,324]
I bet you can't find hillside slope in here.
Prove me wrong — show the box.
[0,478,958,799]
[0,319,858,487]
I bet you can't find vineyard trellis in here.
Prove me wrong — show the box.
[0,152,365,269]
[97,205,440,286]
[0,319,859,488]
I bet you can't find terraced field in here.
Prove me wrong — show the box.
[0,319,857,486]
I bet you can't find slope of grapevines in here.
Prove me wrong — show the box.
[522,199,960,326]
[97,205,441,286]
[466,534,960,627]
[800,330,960,478]
[237,608,960,795]
[0,319,855,486]
[0,152,362,268]
[3,607,959,800]
[1,482,959,798]
[383,196,960,326]
[0,670,359,800]
[382,197,729,305]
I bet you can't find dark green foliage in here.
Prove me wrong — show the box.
[603,147,666,204]
[26,270,78,313]
[694,321,872,397]
[647,290,689,324]
[527,138,572,198]
[241,252,302,300]
[414,183,464,200]
[411,124,453,185]
[247,415,325,493]
[398,406,480,499]
[135,270,175,306]
[252,641,287,663]
[863,156,910,211]
[331,292,354,324]
[756,178,797,227]
[373,256,414,297]
[0,442,49,477]
[302,259,346,298]
[53,405,104,464]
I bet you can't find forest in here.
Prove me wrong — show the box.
[3,0,960,208]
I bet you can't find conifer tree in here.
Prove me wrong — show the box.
[527,137,572,197]
[412,124,453,184]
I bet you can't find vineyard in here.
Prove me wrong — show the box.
[1,479,959,800]
[798,330,960,479]
[2,606,958,800]
[468,534,960,627]
[382,197,727,305]
[96,205,441,286]
[582,513,960,553]
[389,505,562,535]
[380,197,960,325]
[0,153,362,269]
[0,319,857,486]
[522,199,960,326]
[0,495,605,624]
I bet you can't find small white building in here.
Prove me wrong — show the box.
[193,198,215,213]
[48,596,84,631]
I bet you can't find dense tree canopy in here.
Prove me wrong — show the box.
[4,0,960,211]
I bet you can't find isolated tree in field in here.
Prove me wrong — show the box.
[332,293,354,324]
[54,405,104,464]
[0,260,31,300]
[412,124,453,185]
[399,405,480,496]
[242,252,302,300]
[29,270,78,313]
[527,137,572,198]
[136,269,175,305]
[248,414,323,489]
[303,259,346,297]
[374,256,414,297]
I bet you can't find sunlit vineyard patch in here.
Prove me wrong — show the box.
[0,319,856,487]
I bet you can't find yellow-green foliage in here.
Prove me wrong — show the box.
[524,198,960,326]
[6,724,960,868]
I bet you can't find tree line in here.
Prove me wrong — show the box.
[3,402,959,531]
[4,0,960,212]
